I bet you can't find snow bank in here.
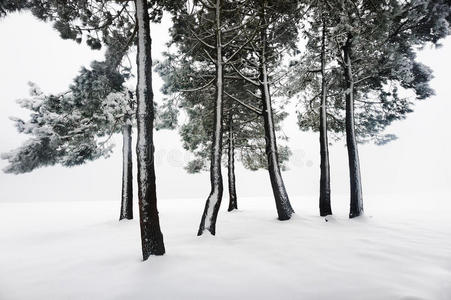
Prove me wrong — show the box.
[0,195,450,299]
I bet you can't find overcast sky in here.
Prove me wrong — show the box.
[0,12,450,209]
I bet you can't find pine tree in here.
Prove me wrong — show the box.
[160,0,261,235]
[288,0,450,218]
[158,0,294,234]
[0,0,27,16]
[1,0,183,260]
[157,59,290,212]
[2,0,139,222]
[2,59,135,221]
[224,0,302,220]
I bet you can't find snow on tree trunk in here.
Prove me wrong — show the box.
[198,0,224,236]
[227,113,237,212]
[343,37,364,218]
[120,123,133,220]
[135,0,165,259]
[259,2,294,221]
[319,17,332,217]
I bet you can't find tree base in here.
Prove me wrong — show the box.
[197,226,216,236]
[349,209,364,219]
[142,233,165,261]
[320,205,332,217]
[227,200,238,212]
[277,211,293,221]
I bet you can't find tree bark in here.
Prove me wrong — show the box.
[343,36,364,218]
[135,0,165,259]
[198,0,224,236]
[120,123,133,220]
[227,111,238,212]
[319,16,332,217]
[259,1,294,221]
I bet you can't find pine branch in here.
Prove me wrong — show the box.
[180,78,215,93]
[224,91,262,115]
[188,27,215,49]
[230,64,259,86]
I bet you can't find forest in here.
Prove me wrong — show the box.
[1,0,450,265]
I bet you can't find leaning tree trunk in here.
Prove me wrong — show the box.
[319,16,332,217]
[120,122,133,220]
[135,0,165,259]
[343,37,363,218]
[198,0,224,236]
[258,2,294,221]
[227,111,238,212]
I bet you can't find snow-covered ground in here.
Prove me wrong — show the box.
[1,194,450,300]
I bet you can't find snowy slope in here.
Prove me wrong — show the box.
[1,195,450,300]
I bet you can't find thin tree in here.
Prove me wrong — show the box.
[0,0,182,259]
[227,0,301,220]
[134,0,164,258]
[318,13,332,216]
[288,0,450,218]
[2,62,135,221]
[158,0,292,231]
[164,0,264,234]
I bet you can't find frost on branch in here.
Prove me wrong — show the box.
[2,60,135,174]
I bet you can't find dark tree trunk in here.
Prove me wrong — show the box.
[259,2,294,221]
[198,0,224,236]
[120,123,133,220]
[227,112,238,212]
[343,36,364,218]
[319,16,332,217]
[135,0,165,259]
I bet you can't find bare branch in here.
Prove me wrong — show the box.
[189,27,215,49]
[202,48,216,64]
[198,0,215,10]
[230,64,260,86]
[180,78,215,93]
[224,91,262,115]
[224,27,259,64]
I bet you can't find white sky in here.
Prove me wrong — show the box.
[0,12,450,206]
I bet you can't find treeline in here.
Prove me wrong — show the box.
[1,0,449,260]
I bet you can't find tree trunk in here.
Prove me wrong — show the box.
[259,2,294,221]
[343,37,364,218]
[120,123,133,220]
[227,112,238,212]
[198,0,224,236]
[135,0,165,259]
[319,16,332,217]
